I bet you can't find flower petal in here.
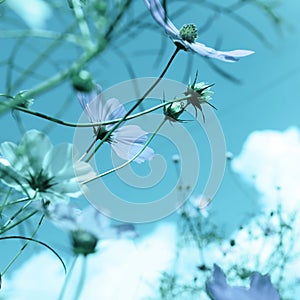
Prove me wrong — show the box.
[45,202,81,231]
[144,0,180,39]
[103,98,127,130]
[190,42,254,62]
[249,272,280,300]
[206,264,280,300]
[78,85,103,122]
[112,125,154,163]
[21,129,53,172]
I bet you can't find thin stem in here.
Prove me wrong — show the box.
[79,137,98,161]
[0,0,130,114]
[1,215,44,277]
[0,188,12,215]
[0,30,83,46]
[5,196,32,206]
[58,256,78,300]
[85,46,180,162]
[0,209,39,235]
[82,119,166,184]
[12,95,190,128]
[71,0,93,49]
[0,199,33,232]
[73,256,88,300]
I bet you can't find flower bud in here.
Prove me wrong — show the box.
[71,229,98,256]
[71,70,95,92]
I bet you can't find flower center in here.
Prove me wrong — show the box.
[95,126,113,143]
[179,24,198,43]
[26,169,56,192]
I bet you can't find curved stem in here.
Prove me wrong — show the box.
[1,215,44,277]
[85,46,180,162]
[82,119,166,184]
[12,95,190,128]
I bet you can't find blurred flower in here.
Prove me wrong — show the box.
[78,87,154,163]
[46,202,138,255]
[206,264,280,300]
[144,0,254,62]
[6,0,52,29]
[178,195,210,218]
[0,130,94,203]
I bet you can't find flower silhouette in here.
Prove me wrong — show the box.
[144,0,254,62]
[206,264,280,300]
[78,87,154,163]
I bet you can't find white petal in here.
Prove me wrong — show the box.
[190,42,254,62]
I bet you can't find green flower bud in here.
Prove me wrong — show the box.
[71,70,95,92]
[71,229,98,256]
[14,90,34,108]
[164,100,186,122]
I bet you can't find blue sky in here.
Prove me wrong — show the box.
[1,0,300,298]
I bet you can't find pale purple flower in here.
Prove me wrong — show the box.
[206,264,280,300]
[78,87,154,163]
[46,202,137,255]
[46,202,137,241]
[144,0,254,62]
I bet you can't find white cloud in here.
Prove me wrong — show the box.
[232,127,300,212]
[3,223,177,300]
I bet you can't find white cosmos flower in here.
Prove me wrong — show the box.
[0,129,94,203]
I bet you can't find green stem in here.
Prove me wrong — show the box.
[71,0,93,49]
[1,215,44,277]
[12,95,190,128]
[58,256,78,300]
[73,256,87,300]
[0,199,33,231]
[82,119,166,184]
[0,30,83,45]
[85,46,180,162]
[0,0,131,114]
[0,42,105,114]
[0,188,12,215]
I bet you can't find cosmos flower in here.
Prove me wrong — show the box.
[0,129,94,203]
[144,0,254,62]
[78,86,154,163]
[206,264,280,300]
[46,202,137,255]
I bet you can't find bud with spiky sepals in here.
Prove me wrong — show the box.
[164,100,186,122]
[185,71,216,122]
